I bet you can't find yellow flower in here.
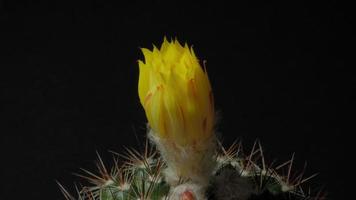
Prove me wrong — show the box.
[138,38,214,146]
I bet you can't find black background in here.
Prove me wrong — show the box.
[1,1,353,199]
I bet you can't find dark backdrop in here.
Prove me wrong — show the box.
[1,1,353,199]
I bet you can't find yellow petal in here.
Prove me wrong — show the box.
[138,38,214,146]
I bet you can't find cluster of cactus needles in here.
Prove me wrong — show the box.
[58,139,326,200]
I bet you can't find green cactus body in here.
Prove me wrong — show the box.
[59,140,324,200]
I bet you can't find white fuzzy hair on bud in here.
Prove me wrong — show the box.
[148,128,217,187]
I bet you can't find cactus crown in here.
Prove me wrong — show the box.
[59,140,325,200]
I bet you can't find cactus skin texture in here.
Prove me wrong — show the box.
[58,139,326,200]
[59,39,326,200]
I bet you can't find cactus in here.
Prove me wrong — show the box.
[58,139,325,200]
[59,38,326,200]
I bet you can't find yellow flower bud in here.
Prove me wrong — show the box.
[138,38,214,147]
